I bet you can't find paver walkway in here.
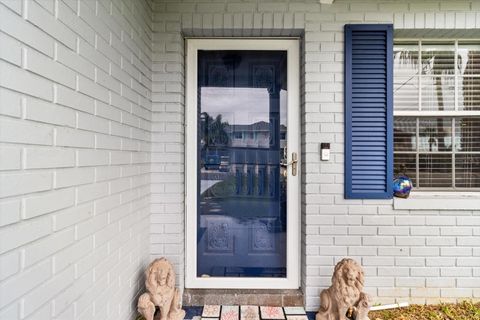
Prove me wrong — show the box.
[196,305,308,320]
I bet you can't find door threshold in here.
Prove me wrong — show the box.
[182,289,304,306]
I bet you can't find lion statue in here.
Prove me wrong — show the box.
[137,258,185,320]
[316,258,370,320]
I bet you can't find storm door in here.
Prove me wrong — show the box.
[185,39,300,289]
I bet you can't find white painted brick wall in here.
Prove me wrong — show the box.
[0,0,153,319]
[151,0,480,311]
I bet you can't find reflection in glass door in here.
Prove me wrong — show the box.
[197,51,288,278]
[185,39,300,289]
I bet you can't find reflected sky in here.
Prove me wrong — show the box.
[201,87,287,126]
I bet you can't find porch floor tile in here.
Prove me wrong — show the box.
[240,305,260,320]
[183,305,316,320]
[185,306,315,320]
[283,307,306,315]
[285,316,308,320]
[260,306,285,319]
[221,305,240,320]
[203,305,221,317]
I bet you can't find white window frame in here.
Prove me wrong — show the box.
[393,38,480,209]
[393,38,480,191]
[184,38,301,289]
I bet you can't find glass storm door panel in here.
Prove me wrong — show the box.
[186,39,299,289]
[197,51,288,278]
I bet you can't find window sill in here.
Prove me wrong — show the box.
[393,192,480,210]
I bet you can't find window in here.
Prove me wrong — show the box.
[394,40,480,190]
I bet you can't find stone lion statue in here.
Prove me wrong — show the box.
[137,258,185,320]
[316,258,370,320]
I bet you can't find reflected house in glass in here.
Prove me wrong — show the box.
[226,121,287,149]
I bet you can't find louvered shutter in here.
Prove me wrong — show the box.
[344,24,393,199]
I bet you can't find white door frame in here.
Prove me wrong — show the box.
[185,38,300,289]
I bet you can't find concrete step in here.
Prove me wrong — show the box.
[182,289,304,307]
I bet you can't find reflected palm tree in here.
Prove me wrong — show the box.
[201,112,230,147]
[422,49,455,152]
[395,44,479,188]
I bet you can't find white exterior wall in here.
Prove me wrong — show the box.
[151,0,480,311]
[0,0,152,319]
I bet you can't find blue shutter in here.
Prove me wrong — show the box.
[344,24,393,199]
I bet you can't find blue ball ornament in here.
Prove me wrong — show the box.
[393,175,412,198]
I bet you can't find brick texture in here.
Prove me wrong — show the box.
[150,0,480,312]
[0,0,153,319]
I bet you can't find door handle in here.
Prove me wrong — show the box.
[290,152,298,176]
[281,152,298,177]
